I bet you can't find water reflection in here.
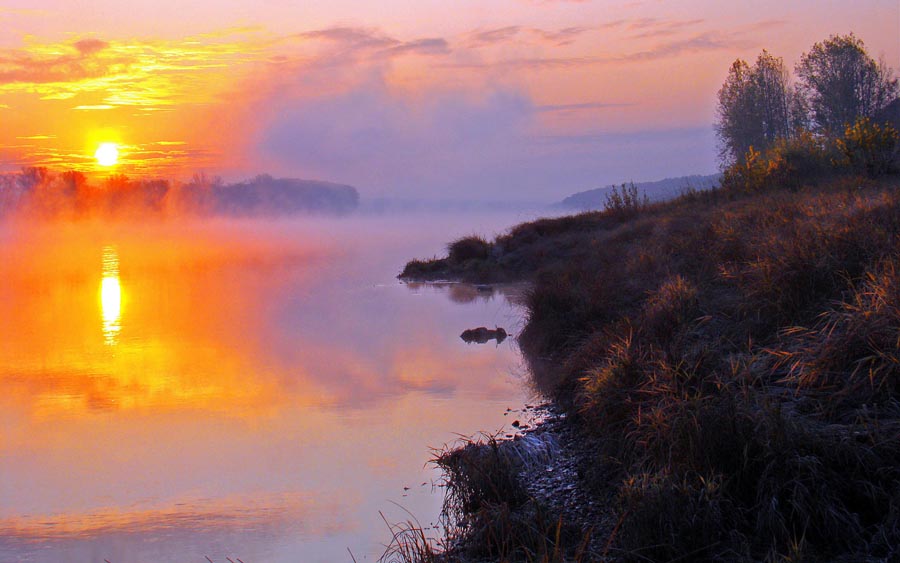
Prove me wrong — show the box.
[403,280,529,306]
[0,217,530,563]
[100,245,121,345]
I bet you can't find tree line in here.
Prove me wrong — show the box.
[0,170,360,219]
[716,33,899,178]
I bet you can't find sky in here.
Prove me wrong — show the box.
[0,0,897,201]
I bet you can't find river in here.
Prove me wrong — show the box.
[0,212,544,563]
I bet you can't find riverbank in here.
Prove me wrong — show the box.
[398,174,900,562]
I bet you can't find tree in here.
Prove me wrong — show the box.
[716,59,755,164]
[795,33,899,135]
[750,51,794,144]
[716,51,795,164]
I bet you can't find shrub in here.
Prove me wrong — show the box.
[836,117,900,177]
[722,132,837,193]
[604,182,649,217]
[766,130,837,188]
[721,146,769,192]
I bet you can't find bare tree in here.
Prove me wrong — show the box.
[716,51,795,164]
[795,33,899,135]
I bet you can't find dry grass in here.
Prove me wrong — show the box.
[426,434,591,562]
[399,171,900,561]
[447,236,492,263]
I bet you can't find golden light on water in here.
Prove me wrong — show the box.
[100,246,122,345]
[95,142,119,166]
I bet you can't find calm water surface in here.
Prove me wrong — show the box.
[0,213,544,563]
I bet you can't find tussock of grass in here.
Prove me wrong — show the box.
[428,434,589,562]
[780,254,900,417]
[447,235,492,263]
[378,510,441,563]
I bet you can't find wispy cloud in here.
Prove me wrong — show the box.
[73,104,114,110]
[605,18,630,28]
[442,30,752,70]
[380,37,450,57]
[468,26,522,46]
[0,34,272,106]
[520,0,592,4]
[621,31,752,62]
[744,19,791,32]
[628,18,705,39]
[466,25,589,48]
[297,26,451,62]
[530,26,589,46]
[536,101,636,112]
[0,40,131,85]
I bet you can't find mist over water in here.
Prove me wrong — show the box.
[0,211,545,562]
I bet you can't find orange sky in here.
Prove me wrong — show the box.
[0,1,897,199]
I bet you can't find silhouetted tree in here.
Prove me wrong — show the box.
[60,170,86,198]
[716,51,795,164]
[19,166,49,191]
[795,33,898,135]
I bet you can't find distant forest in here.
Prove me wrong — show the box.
[0,170,360,219]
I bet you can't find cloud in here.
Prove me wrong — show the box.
[468,26,522,46]
[0,23,726,190]
[441,30,751,70]
[598,19,628,30]
[380,37,450,57]
[530,26,589,46]
[251,50,717,200]
[744,19,790,32]
[621,31,752,62]
[258,74,535,191]
[297,26,450,61]
[298,26,398,49]
[0,40,131,85]
[0,32,274,106]
[536,101,636,111]
[72,38,109,55]
[628,18,705,39]
[521,0,591,4]
[466,26,587,48]
[73,104,114,110]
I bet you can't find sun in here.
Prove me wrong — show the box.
[95,142,119,166]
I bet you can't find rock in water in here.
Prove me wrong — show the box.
[460,326,507,344]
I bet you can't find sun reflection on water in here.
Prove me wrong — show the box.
[100,246,121,345]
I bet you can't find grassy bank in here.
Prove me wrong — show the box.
[397,173,900,561]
